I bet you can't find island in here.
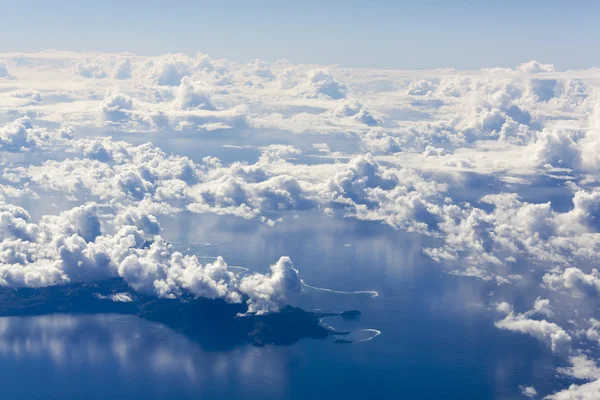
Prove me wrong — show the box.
[0,278,353,349]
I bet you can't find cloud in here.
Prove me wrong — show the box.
[304,69,347,99]
[0,117,39,152]
[10,90,41,102]
[532,129,581,169]
[278,67,299,89]
[547,379,600,400]
[2,114,597,298]
[407,80,437,96]
[95,292,134,302]
[424,188,600,284]
[0,117,446,249]
[549,356,600,399]
[543,268,600,298]
[581,95,600,170]
[569,190,600,230]
[0,63,12,78]
[558,355,600,381]
[173,77,215,110]
[0,200,111,287]
[0,117,67,152]
[76,61,108,79]
[245,59,275,80]
[527,78,558,101]
[333,100,379,125]
[326,153,397,202]
[361,129,402,154]
[259,144,302,162]
[117,240,240,301]
[0,193,308,313]
[102,93,135,124]
[519,386,537,399]
[517,60,556,74]
[239,256,302,314]
[494,301,571,352]
[146,54,193,86]
[114,57,132,79]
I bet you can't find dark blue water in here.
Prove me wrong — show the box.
[0,213,567,399]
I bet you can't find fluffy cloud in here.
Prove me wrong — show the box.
[494,301,571,352]
[361,129,402,154]
[117,240,240,300]
[520,386,537,399]
[76,61,108,79]
[517,60,555,74]
[549,355,600,399]
[559,355,600,381]
[9,123,439,235]
[424,188,600,283]
[304,69,347,99]
[0,62,10,78]
[146,54,193,86]
[532,129,581,168]
[543,268,600,298]
[245,59,275,80]
[0,117,40,152]
[581,96,600,171]
[0,117,69,152]
[239,256,302,314]
[527,78,557,101]
[102,93,135,124]
[333,100,379,125]
[547,379,600,400]
[10,90,41,102]
[173,77,215,110]
[569,190,600,230]
[114,57,132,79]
[278,67,299,89]
[407,80,437,95]
[0,194,308,313]
[0,201,111,287]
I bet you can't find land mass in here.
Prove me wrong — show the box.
[0,278,351,348]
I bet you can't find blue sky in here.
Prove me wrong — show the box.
[1,0,599,70]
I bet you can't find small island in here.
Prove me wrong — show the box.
[0,278,354,348]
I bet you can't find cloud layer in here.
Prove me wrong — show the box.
[2,50,600,396]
